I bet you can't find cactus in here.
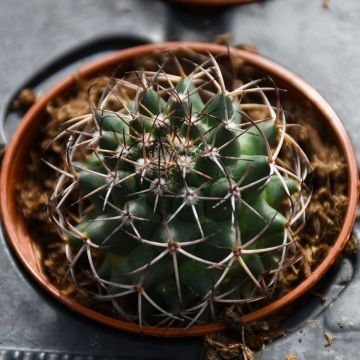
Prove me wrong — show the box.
[49,51,311,329]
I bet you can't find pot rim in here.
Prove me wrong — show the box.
[1,41,358,337]
[169,0,257,6]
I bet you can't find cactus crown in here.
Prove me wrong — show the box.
[49,51,311,329]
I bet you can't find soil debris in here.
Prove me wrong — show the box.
[306,319,320,328]
[344,232,358,255]
[234,43,257,53]
[223,306,285,350]
[311,291,327,303]
[11,88,37,110]
[203,333,256,360]
[214,33,232,45]
[324,331,334,347]
[284,355,298,360]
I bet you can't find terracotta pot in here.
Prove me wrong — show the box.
[169,0,258,6]
[1,42,358,337]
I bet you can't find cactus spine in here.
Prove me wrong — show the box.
[49,51,311,329]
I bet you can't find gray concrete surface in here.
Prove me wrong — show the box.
[1,0,360,359]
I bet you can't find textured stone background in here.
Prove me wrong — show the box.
[1,1,359,359]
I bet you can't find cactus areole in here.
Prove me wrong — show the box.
[49,50,311,330]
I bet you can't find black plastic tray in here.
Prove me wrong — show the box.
[1,1,360,359]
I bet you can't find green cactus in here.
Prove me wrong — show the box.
[49,52,310,328]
